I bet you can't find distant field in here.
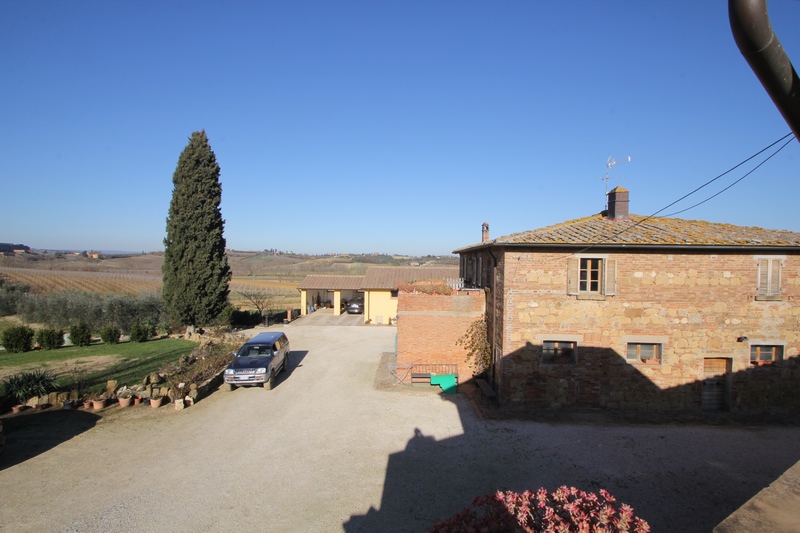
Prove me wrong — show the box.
[0,267,163,295]
[0,266,300,308]
[0,251,456,311]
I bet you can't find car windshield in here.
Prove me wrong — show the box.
[237,345,272,358]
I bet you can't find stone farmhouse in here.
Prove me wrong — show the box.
[454,187,800,413]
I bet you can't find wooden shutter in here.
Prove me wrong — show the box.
[567,258,579,295]
[757,259,769,296]
[769,259,781,296]
[604,259,616,296]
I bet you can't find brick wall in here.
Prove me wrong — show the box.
[489,250,800,412]
[396,290,486,381]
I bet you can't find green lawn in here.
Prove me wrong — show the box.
[0,338,197,393]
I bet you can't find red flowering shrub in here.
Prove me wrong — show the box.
[429,486,650,533]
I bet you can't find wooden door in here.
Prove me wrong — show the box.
[701,358,731,411]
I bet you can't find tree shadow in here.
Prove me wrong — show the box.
[344,345,800,532]
[0,408,99,470]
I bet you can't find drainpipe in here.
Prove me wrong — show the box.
[487,247,498,389]
[729,0,800,140]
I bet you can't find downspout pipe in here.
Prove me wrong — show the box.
[729,0,800,140]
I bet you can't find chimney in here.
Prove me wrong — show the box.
[607,186,629,220]
[481,222,490,243]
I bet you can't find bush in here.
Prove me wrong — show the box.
[430,486,650,533]
[69,322,93,347]
[35,327,65,350]
[100,325,121,344]
[0,325,35,353]
[17,290,164,332]
[2,369,58,405]
[0,280,30,316]
[230,309,263,328]
[129,322,151,343]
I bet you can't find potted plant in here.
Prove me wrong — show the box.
[92,393,106,410]
[117,389,133,408]
[149,394,163,408]
[3,370,57,413]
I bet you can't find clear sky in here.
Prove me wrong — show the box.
[2,1,798,256]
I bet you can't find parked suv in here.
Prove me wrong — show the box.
[224,332,290,391]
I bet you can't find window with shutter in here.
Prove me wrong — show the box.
[569,257,614,298]
[567,258,579,295]
[604,259,616,296]
[756,258,781,300]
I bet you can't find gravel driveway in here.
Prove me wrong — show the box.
[1,324,798,532]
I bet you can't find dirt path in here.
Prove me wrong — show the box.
[1,325,798,532]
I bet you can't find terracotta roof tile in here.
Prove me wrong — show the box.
[361,266,460,289]
[456,214,800,251]
[297,275,364,290]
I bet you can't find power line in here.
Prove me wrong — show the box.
[646,131,795,220]
[560,131,795,258]
[664,136,795,217]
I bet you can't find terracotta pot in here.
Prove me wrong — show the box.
[92,399,106,410]
[118,397,132,408]
[133,397,142,405]
[11,405,23,414]
[83,400,93,410]
[150,397,163,408]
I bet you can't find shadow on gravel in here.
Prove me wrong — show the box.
[275,350,309,389]
[345,385,800,533]
[0,408,99,470]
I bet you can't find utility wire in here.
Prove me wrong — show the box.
[644,131,795,220]
[664,136,794,217]
[561,131,795,258]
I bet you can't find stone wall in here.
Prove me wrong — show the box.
[494,250,800,412]
[396,290,486,381]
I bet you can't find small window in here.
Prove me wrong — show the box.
[756,259,781,300]
[568,257,616,297]
[750,345,783,365]
[543,341,576,364]
[390,290,399,298]
[627,343,662,364]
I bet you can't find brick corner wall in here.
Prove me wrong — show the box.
[396,290,486,381]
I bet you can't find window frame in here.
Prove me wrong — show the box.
[626,342,663,365]
[750,344,783,365]
[567,256,616,299]
[755,257,782,301]
[542,340,578,365]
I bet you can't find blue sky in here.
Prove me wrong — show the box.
[2,1,798,256]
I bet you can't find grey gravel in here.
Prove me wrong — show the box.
[0,324,798,533]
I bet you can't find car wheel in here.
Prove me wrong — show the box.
[265,372,275,391]
[224,383,236,392]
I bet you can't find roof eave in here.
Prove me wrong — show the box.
[455,242,800,254]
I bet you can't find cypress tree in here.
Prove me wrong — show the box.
[162,130,231,328]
